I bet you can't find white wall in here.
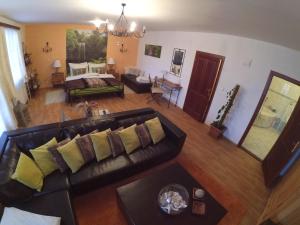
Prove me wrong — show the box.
[137,31,300,144]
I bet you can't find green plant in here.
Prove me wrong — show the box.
[211,84,240,129]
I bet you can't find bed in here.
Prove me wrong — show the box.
[65,73,124,104]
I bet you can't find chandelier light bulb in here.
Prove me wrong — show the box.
[108,24,114,31]
[129,21,137,32]
[91,19,104,28]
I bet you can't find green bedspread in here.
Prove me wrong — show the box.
[70,85,123,96]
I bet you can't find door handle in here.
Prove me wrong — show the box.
[291,141,300,153]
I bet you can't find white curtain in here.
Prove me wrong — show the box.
[4,28,28,104]
[0,27,17,134]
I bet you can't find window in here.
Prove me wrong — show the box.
[0,89,15,135]
[0,27,26,135]
[4,28,27,103]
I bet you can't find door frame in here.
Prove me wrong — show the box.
[238,70,300,147]
[184,51,225,123]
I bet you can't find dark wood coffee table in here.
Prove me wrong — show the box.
[116,163,227,225]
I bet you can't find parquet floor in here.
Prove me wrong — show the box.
[27,88,270,225]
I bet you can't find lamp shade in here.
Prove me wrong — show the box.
[107,57,115,65]
[53,59,61,68]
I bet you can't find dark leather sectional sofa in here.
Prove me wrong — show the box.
[0,108,186,225]
[121,74,152,93]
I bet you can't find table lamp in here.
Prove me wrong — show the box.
[107,57,116,74]
[53,59,61,73]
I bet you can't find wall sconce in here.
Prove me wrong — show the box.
[42,42,52,53]
[120,43,128,53]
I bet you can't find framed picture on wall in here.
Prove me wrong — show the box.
[170,48,186,77]
[144,44,162,58]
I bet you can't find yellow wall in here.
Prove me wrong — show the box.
[25,24,139,88]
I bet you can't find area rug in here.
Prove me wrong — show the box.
[124,85,135,94]
[45,89,66,105]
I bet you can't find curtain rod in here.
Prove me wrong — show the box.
[0,22,20,30]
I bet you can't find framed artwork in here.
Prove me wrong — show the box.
[66,29,107,73]
[170,48,186,77]
[144,44,162,58]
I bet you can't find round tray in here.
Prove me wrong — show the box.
[158,184,189,215]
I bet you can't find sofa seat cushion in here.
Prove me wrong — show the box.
[11,190,76,225]
[37,171,70,196]
[69,155,132,187]
[128,138,175,165]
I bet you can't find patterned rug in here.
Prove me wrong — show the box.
[45,89,66,105]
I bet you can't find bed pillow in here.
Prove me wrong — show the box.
[118,124,141,154]
[11,153,44,192]
[136,75,150,83]
[124,67,141,76]
[30,138,58,176]
[69,62,88,76]
[72,68,87,76]
[57,135,85,173]
[90,129,111,161]
[88,62,106,74]
[0,207,61,225]
[145,117,166,144]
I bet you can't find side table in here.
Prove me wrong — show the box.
[52,72,65,87]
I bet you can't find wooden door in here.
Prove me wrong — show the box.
[262,99,300,187]
[183,51,224,122]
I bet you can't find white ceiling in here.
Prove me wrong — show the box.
[1,0,300,51]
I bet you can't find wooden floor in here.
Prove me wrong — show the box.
[28,88,270,225]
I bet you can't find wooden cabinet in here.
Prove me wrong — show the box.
[52,72,65,87]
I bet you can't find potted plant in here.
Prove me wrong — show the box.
[209,84,240,139]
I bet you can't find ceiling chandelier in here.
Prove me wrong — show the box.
[91,3,146,38]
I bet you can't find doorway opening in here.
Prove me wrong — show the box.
[239,71,300,160]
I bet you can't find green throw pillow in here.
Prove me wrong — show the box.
[30,138,58,176]
[57,135,85,173]
[11,153,44,191]
[118,124,141,154]
[90,129,111,161]
[145,117,166,144]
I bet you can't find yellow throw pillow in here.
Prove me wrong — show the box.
[118,124,141,154]
[30,138,58,176]
[145,117,166,144]
[90,129,111,161]
[11,153,44,191]
[57,135,84,173]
